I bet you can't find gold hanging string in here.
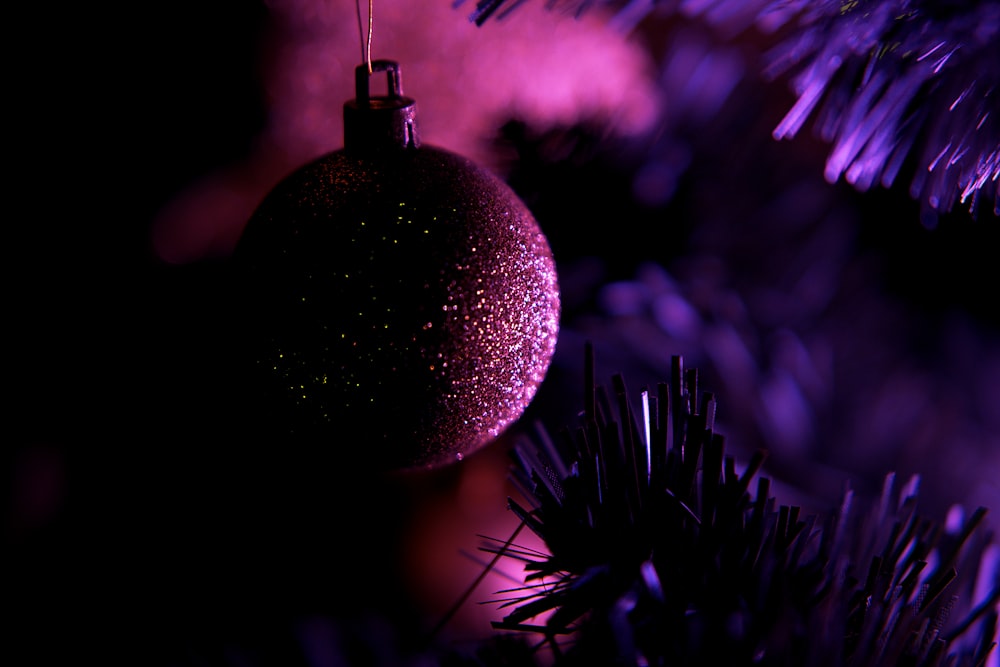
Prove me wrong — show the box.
[355,0,374,74]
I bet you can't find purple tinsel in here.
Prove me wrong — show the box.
[463,0,1000,222]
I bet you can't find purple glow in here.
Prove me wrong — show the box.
[151,0,660,264]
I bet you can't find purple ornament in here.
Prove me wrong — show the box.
[233,61,561,470]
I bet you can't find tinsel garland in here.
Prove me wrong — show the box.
[461,342,998,666]
[459,0,1000,223]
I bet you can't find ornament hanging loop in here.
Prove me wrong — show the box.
[354,59,402,103]
[344,59,420,153]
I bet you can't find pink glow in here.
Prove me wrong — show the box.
[151,0,660,265]
[398,440,554,655]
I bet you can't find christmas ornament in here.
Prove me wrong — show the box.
[231,60,560,471]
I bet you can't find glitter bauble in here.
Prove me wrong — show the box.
[232,61,560,471]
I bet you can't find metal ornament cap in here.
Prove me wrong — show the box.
[343,60,419,153]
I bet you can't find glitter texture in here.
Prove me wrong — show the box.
[232,144,560,470]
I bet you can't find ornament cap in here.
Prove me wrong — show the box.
[344,60,420,153]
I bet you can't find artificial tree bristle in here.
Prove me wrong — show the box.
[461,341,997,667]
[464,0,1000,221]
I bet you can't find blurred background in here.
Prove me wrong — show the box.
[8,0,999,664]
